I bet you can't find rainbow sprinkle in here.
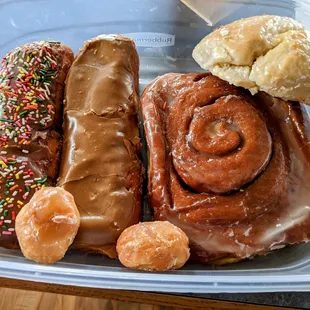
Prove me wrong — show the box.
[0,154,47,235]
[0,41,59,237]
[0,41,58,151]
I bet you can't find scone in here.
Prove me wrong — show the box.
[192,15,310,105]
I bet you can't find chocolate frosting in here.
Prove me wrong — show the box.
[141,72,310,264]
[0,42,74,248]
[58,35,142,257]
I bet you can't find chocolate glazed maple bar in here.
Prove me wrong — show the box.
[0,41,74,248]
[58,35,143,258]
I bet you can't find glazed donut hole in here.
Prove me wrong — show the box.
[116,221,190,272]
[15,187,80,264]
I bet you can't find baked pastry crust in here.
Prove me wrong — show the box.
[193,15,310,105]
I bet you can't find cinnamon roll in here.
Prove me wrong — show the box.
[141,72,310,264]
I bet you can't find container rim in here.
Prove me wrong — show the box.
[1,258,310,293]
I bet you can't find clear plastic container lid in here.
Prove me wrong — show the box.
[1,0,310,293]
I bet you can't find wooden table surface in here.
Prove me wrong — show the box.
[0,277,295,310]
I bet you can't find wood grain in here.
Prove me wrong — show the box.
[0,288,182,310]
[0,277,294,310]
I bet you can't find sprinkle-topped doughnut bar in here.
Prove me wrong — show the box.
[0,42,66,151]
[0,41,73,247]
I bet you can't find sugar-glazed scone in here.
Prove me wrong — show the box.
[192,15,310,104]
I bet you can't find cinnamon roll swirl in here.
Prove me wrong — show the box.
[141,72,310,264]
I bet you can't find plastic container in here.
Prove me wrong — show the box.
[0,0,310,293]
